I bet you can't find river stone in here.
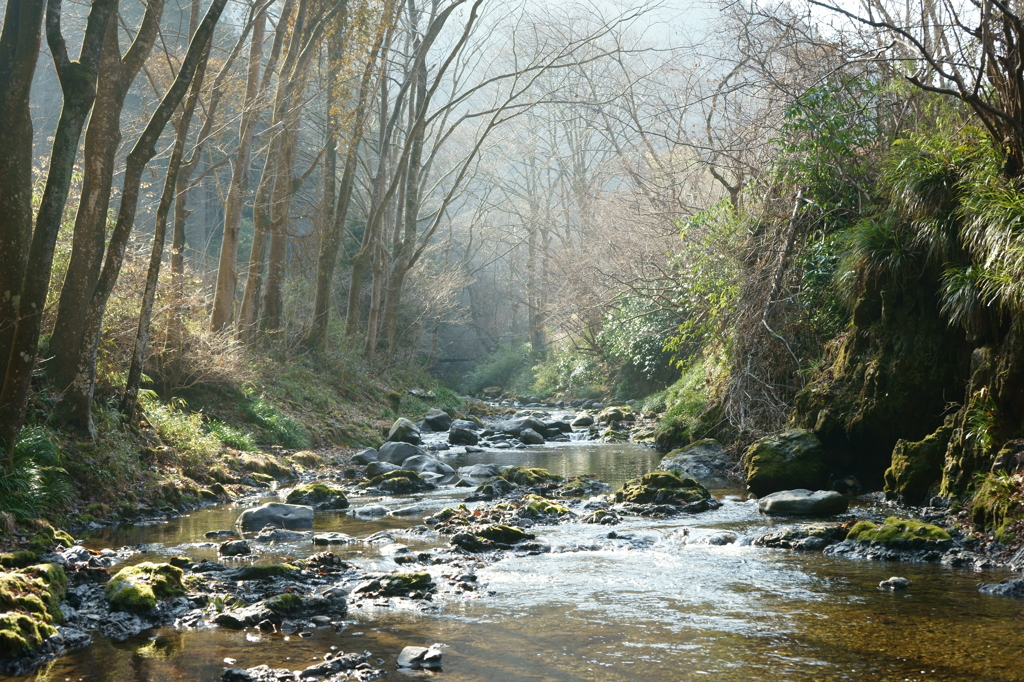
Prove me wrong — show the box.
[352,505,389,517]
[743,429,827,496]
[571,412,594,427]
[365,461,401,477]
[451,418,481,431]
[979,577,1024,598]
[397,644,444,669]
[520,427,546,445]
[879,576,910,590]
[598,406,625,423]
[236,502,314,530]
[351,448,379,465]
[379,441,429,464]
[391,505,425,516]
[449,427,479,446]
[496,417,546,437]
[387,418,421,444]
[457,463,501,483]
[659,439,732,488]
[251,526,309,542]
[756,489,849,516]
[400,454,455,476]
[312,532,355,545]
[219,540,251,556]
[424,408,453,431]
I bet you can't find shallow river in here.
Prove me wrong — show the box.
[8,437,1024,682]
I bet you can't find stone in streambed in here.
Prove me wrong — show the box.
[743,429,827,497]
[236,502,314,531]
[218,540,251,556]
[351,448,378,465]
[756,489,849,516]
[397,644,444,670]
[285,483,349,510]
[387,418,421,444]
[400,455,454,476]
[879,576,910,591]
[519,428,545,445]
[659,439,732,488]
[378,441,429,464]
[449,427,479,446]
[424,408,453,431]
[365,461,401,477]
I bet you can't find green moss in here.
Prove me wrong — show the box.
[265,593,304,613]
[884,420,952,505]
[289,451,325,468]
[0,550,38,570]
[393,572,432,590]
[229,563,299,581]
[286,483,349,509]
[432,505,468,522]
[0,612,57,657]
[523,494,570,516]
[249,472,276,486]
[846,516,952,549]
[499,467,563,486]
[105,562,185,614]
[970,472,1024,542]
[477,524,533,544]
[614,470,713,506]
[208,483,231,498]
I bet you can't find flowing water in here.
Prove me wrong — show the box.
[7,435,1024,682]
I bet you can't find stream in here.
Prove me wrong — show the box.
[6,430,1024,682]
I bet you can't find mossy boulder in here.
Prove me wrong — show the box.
[500,467,562,486]
[228,563,299,581]
[238,452,293,479]
[0,564,66,631]
[451,524,535,551]
[523,494,570,516]
[265,593,304,614]
[0,612,57,658]
[361,470,432,494]
[286,483,349,510]
[614,470,714,507]
[387,418,421,444]
[105,562,184,614]
[846,517,952,550]
[743,429,827,497]
[25,526,75,554]
[884,419,953,505]
[249,472,276,487]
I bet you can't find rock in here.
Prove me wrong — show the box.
[391,505,425,516]
[351,448,379,465]
[451,419,480,431]
[884,420,952,505]
[400,454,455,476]
[365,461,401,477]
[743,429,827,497]
[496,417,547,437]
[614,471,718,510]
[571,413,594,427]
[756,489,850,516]
[105,562,185,613]
[846,517,952,550]
[457,463,501,483]
[218,540,251,556]
[448,427,479,446]
[285,483,349,510]
[378,441,429,465]
[361,470,434,495]
[61,545,91,564]
[598,406,625,423]
[464,445,485,453]
[544,420,573,434]
[204,530,236,538]
[519,428,546,445]
[251,526,309,543]
[879,576,910,590]
[754,523,846,549]
[979,577,1024,598]
[424,408,453,431]
[387,418,421,444]
[236,502,314,531]
[213,604,272,629]
[352,506,389,518]
[397,644,444,670]
[313,532,356,545]
[659,439,732,488]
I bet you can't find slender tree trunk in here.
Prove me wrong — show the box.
[122,40,212,423]
[0,0,47,402]
[212,11,266,331]
[62,0,229,437]
[48,0,166,394]
[0,0,114,455]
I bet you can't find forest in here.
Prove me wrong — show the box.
[3,0,1024,679]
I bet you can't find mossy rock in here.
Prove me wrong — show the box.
[600,428,629,442]
[477,524,533,544]
[614,470,713,506]
[289,450,325,468]
[523,494,570,516]
[969,472,1024,543]
[105,563,185,614]
[846,517,952,550]
[0,550,38,570]
[361,470,430,494]
[199,488,220,502]
[0,564,66,629]
[884,420,952,505]
[250,472,276,486]
[743,429,827,497]
[500,467,563,486]
[228,563,299,581]
[392,572,432,591]
[208,482,232,498]
[25,526,75,554]
[286,483,349,510]
[431,505,469,523]
[0,612,57,658]
[265,593,304,614]
[207,464,236,485]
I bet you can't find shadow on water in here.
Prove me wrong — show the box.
[10,441,1024,681]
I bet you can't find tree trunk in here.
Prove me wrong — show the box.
[48,0,166,393]
[122,39,212,423]
[0,0,114,455]
[0,0,47,402]
[61,0,229,437]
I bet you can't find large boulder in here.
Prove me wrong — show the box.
[520,428,546,445]
[365,461,401,477]
[236,502,314,530]
[105,562,185,613]
[286,483,349,510]
[614,470,717,511]
[451,418,481,431]
[883,419,952,505]
[351,448,378,465]
[457,463,501,484]
[424,408,453,432]
[756,489,849,516]
[387,418,422,444]
[496,417,546,437]
[845,516,952,550]
[361,470,434,495]
[659,439,732,488]
[571,412,594,427]
[743,429,827,497]
[449,427,479,446]
[379,441,429,464]
[598,406,626,423]
[401,454,455,476]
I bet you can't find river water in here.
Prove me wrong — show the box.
[8,436,1024,682]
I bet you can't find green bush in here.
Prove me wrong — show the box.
[461,343,532,395]
[140,393,221,477]
[204,420,256,451]
[0,427,74,522]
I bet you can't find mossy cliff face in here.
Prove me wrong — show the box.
[790,280,972,487]
[884,417,953,505]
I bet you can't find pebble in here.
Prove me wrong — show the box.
[879,576,910,590]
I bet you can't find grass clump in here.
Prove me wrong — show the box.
[846,517,952,549]
[204,420,256,451]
